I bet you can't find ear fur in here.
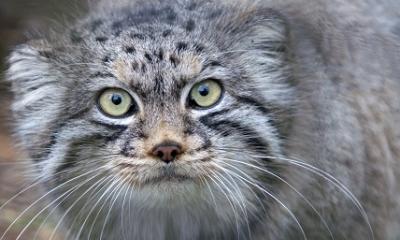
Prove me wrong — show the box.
[221,6,292,106]
[6,40,65,154]
[224,6,288,55]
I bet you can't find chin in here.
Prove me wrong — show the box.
[114,159,215,191]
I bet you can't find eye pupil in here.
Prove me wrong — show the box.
[111,94,122,105]
[198,85,209,96]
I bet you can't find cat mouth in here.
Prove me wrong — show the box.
[115,162,204,186]
[148,174,191,184]
[146,165,194,184]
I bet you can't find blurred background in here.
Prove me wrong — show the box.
[0,1,84,239]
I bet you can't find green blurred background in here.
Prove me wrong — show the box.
[0,1,84,239]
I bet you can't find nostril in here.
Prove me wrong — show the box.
[171,149,178,158]
[151,142,183,163]
[156,150,164,159]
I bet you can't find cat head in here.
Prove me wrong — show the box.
[7,0,293,228]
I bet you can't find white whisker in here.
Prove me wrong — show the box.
[214,163,307,240]
[220,158,335,240]
[99,174,131,240]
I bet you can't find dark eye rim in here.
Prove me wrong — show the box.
[187,79,224,110]
[97,87,137,118]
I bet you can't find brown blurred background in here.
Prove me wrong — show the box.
[0,1,84,239]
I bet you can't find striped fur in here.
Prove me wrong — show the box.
[5,0,400,239]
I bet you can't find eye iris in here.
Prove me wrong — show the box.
[111,94,122,105]
[198,85,209,96]
[98,88,134,117]
[189,80,222,108]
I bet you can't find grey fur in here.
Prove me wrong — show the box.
[5,0,400,239]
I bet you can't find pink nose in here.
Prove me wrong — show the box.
[151,143,182,163]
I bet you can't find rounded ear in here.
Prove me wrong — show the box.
[7,40,55,94]
[222,7,288,55]
[217,6,293,108]
[6,39,64,111]
[6,40,66,157]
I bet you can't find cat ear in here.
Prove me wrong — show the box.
[224,7,288,57]
[6,40,63,112]
[221,7,292,106]
[7,40,53,94]
[7,41,65,155]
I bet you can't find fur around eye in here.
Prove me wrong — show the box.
[97,88,135,117]
[189,79,223,109]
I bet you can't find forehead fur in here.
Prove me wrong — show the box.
[26,0,286,109]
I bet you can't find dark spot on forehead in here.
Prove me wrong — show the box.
[125,46,136,54]
[144,52,153,63]
[169,55,180,67]
[132,61,139,71]
[174,77,187,91]
[185,19,196,32]
[162,30,172,37]
[156,49,164,61]
[95,36,108,43]
[131,33,146,40]
[102,55,112,63]
[201,60,222,71]
[204,60,222,68]
[176,42,188,51]
[194,44,205,53]
[141,63,147,73]
[90,72,115,78]
[154,75,165,94]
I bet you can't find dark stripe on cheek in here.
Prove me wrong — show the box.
[32,125,64,162]
[201,108,232,120]
[183,115,212,151]
[120,130,146,157]
[196,136,212,151]
[32,107,93,162]
[233,95,280,134]
[234,96,270,116]
[89,120,128,131]
[199,118,271,158]
[54,133,116,174]
[36,119,127,163]
[121,140,136,157]
[54,143,81,175]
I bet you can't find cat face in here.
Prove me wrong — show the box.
[7,0,292,234]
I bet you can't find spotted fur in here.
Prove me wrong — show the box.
[5,0,400,239]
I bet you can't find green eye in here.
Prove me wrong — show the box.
[189,79,223,108]
[98,88,134,117]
